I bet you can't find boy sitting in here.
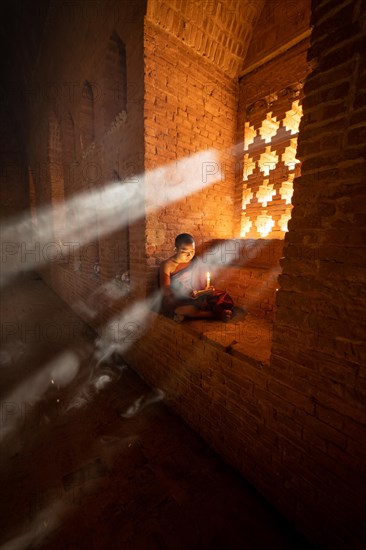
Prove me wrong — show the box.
[159,233,233,321]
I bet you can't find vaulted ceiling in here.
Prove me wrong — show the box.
[146,0,265,78]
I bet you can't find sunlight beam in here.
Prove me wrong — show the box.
[1,149,220,284]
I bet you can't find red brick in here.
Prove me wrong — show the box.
[7,1,365,547]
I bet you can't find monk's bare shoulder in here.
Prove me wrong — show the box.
[160,257,176,275]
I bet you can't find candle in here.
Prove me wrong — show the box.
[206,271,211,288]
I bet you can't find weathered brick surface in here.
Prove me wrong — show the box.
[144,19,238,295]
[269,0,366,544]
[19,1,146,322]
[2,0,365,546]
[147,0,264,78]
[199,238,284,318]
[134,1,365,546]
[124,307,365,545]
[244,0,311,69]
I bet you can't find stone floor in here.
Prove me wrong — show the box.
[0,272,313,549]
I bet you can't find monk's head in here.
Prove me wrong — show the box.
[174,233,195,263]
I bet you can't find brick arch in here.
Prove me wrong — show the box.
[28,167,38,235]
[48,110,65,239]
[103,32,127,130]
[80,81,95,149]
[98,170,130,284]
[62,111,76,164]
[61,111,78,231]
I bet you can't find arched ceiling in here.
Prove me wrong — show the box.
[146,0,265,78]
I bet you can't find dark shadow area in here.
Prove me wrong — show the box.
[0,276,313,549]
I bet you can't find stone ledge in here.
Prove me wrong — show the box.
[160,312,273,367]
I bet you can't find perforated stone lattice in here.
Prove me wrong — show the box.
[241,93,303,238]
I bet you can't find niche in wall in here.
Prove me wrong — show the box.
[28,168,37,236]
[103,32,127,131]
[80,81,95,150]
[62,111,77,230]
[48,111,66,240]
[99,169,130,286]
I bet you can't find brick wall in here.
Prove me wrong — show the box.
[2,0,365,545]
[236,35,311,238]
[144,19,238,293]
[244,0,311,68]
[23,1,147,328]
[201,238,284,319]
[268,0,366,544]
[123,311,275,489]
[125,1,366,546]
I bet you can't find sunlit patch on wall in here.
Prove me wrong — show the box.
[255,213,275,237]
[279,173,295,205]
[258,146,279,177]
[283,100,303,134]
[240,215,253,237]
[242,185,254,208]
[279,211,292,233]
[283,138,301,171]
[244,121,256,147]
[256,179,276,207]
[261,113,279,143]
[243,153,256,180]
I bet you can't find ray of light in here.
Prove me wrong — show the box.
[1,149,220,285]
[0,351,80,442]
[0,499,65,550]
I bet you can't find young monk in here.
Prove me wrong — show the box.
[159,233,233,321]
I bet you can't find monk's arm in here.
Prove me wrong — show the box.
[159,262,173,297]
